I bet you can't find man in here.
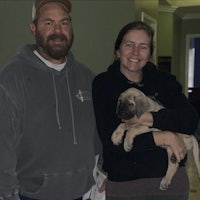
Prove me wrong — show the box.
[0,0,101,199]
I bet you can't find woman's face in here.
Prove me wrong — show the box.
[117,29,151,74]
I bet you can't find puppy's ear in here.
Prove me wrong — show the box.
[135,96,150,118]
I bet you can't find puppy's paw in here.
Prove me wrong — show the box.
[159,176,171,191]
[124,138,134,152]
[111,131,123,145]
[124,143,133,152]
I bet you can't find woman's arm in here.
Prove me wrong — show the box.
[141,65,199,134]
[151,74,199,134]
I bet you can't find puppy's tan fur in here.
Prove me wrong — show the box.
[111,88,200,190]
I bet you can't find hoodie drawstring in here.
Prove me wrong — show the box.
[51,71,62,130]
[65,71,78,145]
[51,71,78,145]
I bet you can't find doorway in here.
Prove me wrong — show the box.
[186,34,200,116]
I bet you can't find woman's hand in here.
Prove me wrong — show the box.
[153,131,187,162]
[125,113,187,162]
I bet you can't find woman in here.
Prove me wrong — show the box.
[92,21,199,200]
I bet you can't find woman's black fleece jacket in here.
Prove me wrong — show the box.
[92,60,199,181]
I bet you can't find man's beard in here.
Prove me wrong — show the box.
[35,31,73,60]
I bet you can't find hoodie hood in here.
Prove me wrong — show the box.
[107,59,158,88]
[16,44,75,73]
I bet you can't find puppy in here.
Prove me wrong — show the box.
[111,87,200,190]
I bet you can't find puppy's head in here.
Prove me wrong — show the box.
[116,88,150,120]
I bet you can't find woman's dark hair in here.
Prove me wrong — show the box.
[114,21,154,59]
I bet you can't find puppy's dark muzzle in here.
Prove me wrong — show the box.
[116,101,135,120]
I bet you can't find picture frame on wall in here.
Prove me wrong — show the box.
[141,11,157,64]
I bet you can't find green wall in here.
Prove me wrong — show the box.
[134,0,158,20]
[0,0,173,76]
[0,0,135,75]
[157,12,173,57]
[71,0,135,74]
[2,0,199,92]
[0,0,34,68]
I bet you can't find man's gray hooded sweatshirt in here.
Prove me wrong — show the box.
[0,45,100,200]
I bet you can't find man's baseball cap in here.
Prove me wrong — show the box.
[32,0,72,21]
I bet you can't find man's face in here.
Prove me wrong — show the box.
[30,2,73,64]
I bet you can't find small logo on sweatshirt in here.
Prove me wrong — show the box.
[76,89,92,102]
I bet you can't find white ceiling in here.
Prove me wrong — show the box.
[159,0,200,19]
[166,0,200,8]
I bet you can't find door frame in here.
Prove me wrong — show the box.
[185,34,200,96]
